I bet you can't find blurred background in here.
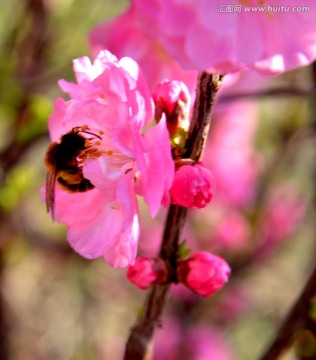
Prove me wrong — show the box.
[0,0,315,359]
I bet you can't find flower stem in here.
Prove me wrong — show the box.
[123,72,223,360]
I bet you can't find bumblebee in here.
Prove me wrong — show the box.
[45,126,102,217]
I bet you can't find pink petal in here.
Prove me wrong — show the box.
[139,117,174,217]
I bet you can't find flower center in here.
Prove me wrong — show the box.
[81,125,136,178]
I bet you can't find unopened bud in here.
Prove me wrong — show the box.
[127,257,168,290]
[153,80,190,137]
[170,162,216,209]
[177,252,231,297]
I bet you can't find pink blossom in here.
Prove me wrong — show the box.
[89,4,198,93]
[127,257,167,289]
[153,318,233,359]
[169,163,216,209]
[177,252,231,297]
[210,283,250,325]
[255,185,306,258]
[153,79,190,136]
[44,50,174,268]
[212,210,250,251]
[204,101,260,207]
[133,0,316,75]
[153,317,184,360]
[184,326,233,360]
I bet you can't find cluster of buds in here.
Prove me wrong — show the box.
[127,252,230,297]
[153,80,216,210]
[126,80,228,297]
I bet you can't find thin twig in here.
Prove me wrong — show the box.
[123,72,223,360]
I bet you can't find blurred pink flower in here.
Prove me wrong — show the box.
[44,50,174,268]
[185,326,233,360]
[212,210,250,251]
[212,284,249,324]
[153,317,233,360]
[153,317,183,360]
[133,0,316,75]
[89,4,198,93]
[170,163,216,209]
[177,252,231,297]
[204,101,260,207]
[255,185,306,258]
[127,257,168,289]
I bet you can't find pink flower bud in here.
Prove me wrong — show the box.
[127,257,168,290]
[177,252,231,297]
[170,163,216,209]
[153,80,190,136]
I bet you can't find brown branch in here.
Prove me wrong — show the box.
[16,0,50,85]
[258,264,316,360]
[258,60,316,360]
[123,206,187,360]
[123,72,223,360]
[0,0,50,176]
[219,87,316,103]
[185,72,224,161]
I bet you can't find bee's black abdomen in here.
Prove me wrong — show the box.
[77,179,94,192]
[57,177,94,192]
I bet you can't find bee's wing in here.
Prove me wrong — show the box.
[46,170,56,220]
